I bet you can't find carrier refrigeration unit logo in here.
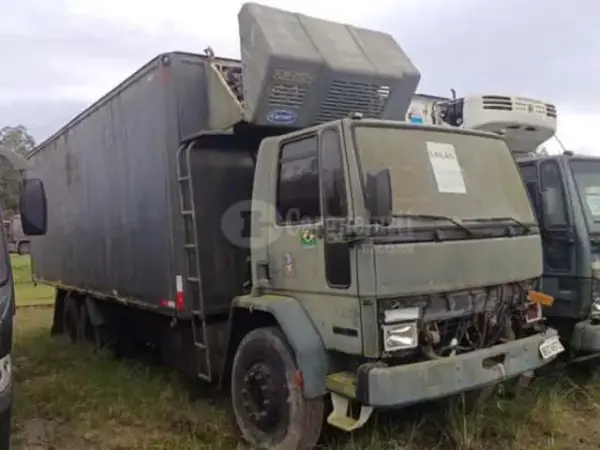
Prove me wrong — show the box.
[266,109,297,125]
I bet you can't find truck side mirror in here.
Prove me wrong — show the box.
[365,168,392,224]
[19,178,47,236]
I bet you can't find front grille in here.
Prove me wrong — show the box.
[482,95,512,111]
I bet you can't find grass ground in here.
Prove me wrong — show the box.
[10,254,600,449]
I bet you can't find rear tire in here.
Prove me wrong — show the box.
[79,299,106,350]
[231,326,324,450]
[63,294,80,344]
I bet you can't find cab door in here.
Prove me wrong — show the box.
[265,125,361,355]
[520,159,578,317]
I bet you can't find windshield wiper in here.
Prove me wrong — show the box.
[390,213,477,237]
[467,216,532,233]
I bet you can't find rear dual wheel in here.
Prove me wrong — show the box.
[62,294,80,343]
[62,294,105,349]
[231,327,324,450]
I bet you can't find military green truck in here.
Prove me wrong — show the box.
[24,3,563,449]
[410,92,600,364]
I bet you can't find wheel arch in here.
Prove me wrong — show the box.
[221,294,328,399]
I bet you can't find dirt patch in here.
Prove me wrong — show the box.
[17,419,55,450]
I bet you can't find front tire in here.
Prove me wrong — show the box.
[231,326,324,450]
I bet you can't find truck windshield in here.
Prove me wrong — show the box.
[352,124,536,228]
[570,159,600,233]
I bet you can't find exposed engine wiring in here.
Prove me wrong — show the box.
[419,283,526,360]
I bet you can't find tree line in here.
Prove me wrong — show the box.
[0,125,36,218]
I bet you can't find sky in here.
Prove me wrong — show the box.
[1,0,599,154]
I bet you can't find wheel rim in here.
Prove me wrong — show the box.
[240,360,290,433]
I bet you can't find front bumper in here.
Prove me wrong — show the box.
[571,320,600,354]
[356,330,560,407]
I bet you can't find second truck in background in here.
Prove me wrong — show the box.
[409,91,600,365]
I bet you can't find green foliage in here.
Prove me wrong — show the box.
[0,125,35,215]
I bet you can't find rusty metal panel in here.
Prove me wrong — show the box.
[27,52,213,310]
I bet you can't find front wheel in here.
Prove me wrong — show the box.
[231,327,324,450]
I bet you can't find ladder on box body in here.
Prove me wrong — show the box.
[176,141,212,382]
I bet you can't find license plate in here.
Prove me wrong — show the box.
[539,336,565,360]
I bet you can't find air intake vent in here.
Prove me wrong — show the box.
[482,95,513,111]
[315,79,391,123]
[545,103,557,118]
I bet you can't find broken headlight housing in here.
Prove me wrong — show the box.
[382,307,421,351]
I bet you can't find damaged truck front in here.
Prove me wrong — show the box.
[280,119,564,431]
[24,3,562,449]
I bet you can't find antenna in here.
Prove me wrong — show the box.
[450,88,456,100]
[553,134,568,153]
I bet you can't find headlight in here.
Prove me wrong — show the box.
[383,322,419,351]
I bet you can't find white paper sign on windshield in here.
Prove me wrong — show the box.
[586,187,600,216]
[426,141,466,194]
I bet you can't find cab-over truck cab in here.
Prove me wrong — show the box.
[518,153,600,359]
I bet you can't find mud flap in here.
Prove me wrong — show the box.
[85,296,106,327]
[327,393,373,432]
